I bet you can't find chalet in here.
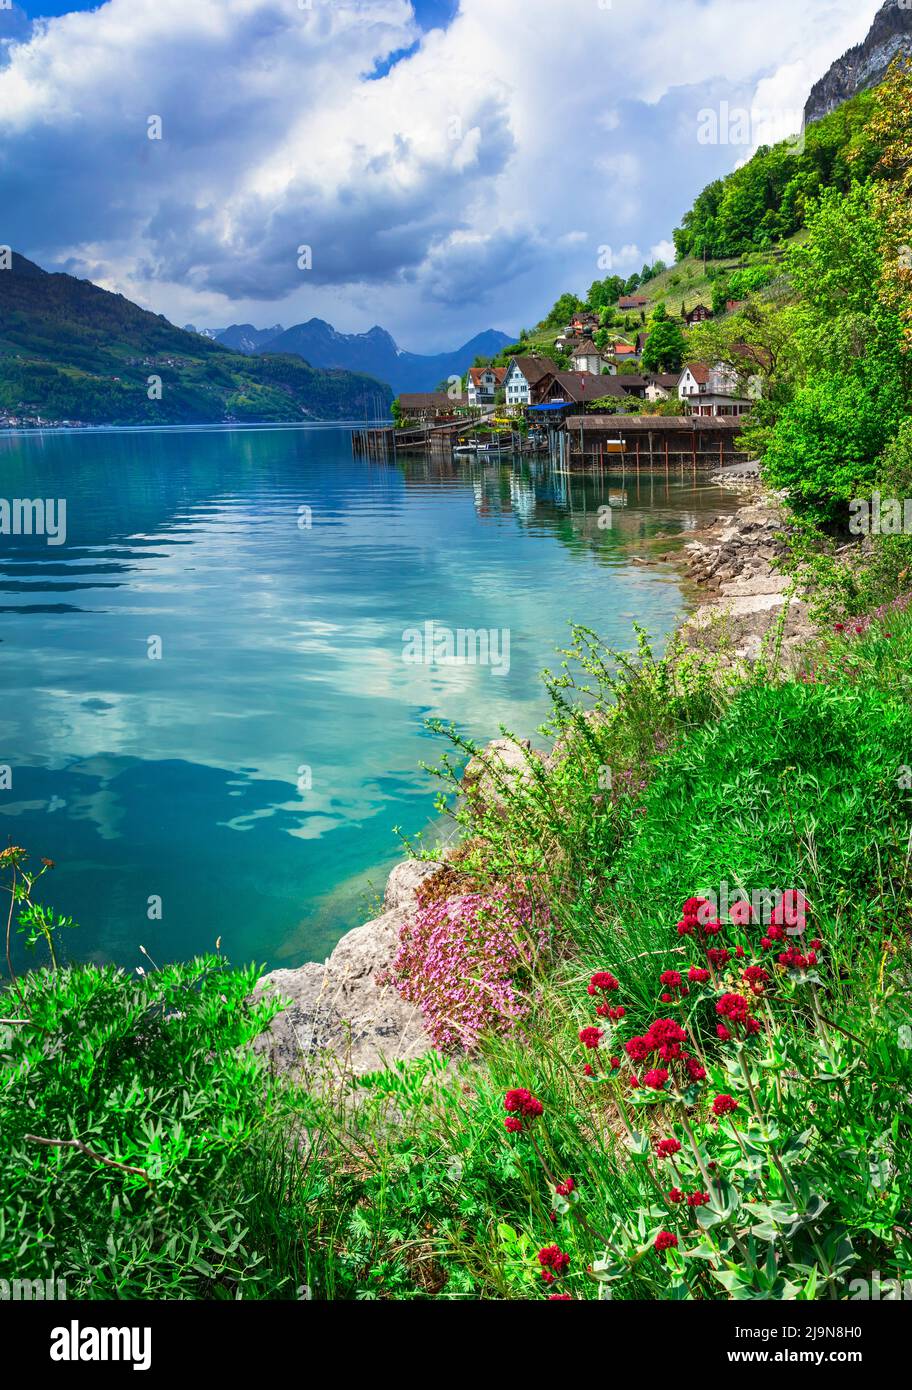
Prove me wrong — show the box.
[534,371,604,406]
[677,362,752,418]
[467,365,507,407]
[570,339,610,376]
[587,375,652,403]
[570,311,600,336]
[618,295,649,312]
[684,303,713,327]
[504,355,559,407]
[397,391,466,420]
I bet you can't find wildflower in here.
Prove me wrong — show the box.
[555,1178,575,1197]
[778,946,811,971]
[538,1245,570,1281]
[712,1094,738,1117]
[654,1231,678,1252]
[684,1054,706,1082]
[833,623,845,633]
[588,971,620,994]
[656,1137,681,1159]
[687,1191,710,1207]
[583,1063,594,1077]
[643,1068,669,1091]
[809,938,823,951]
[647,1018,686,1048]
[682,896,709,919]
[716,1023,731,1042]
[667,1187,684,1204]
[717,993,750,1023]
[547,1294,572,1300]
[742,965,770,993]
[760,936,771,950]
[706,947,731,968]
[579,1026,604,1050]
[625,1035,652,1063]
[688,966,711,984]
[505,1088,543,1118]
[609,1055,621,1070]
[745,1017,762,1035]
[548,1210,557,1223]
[735,945,745,959]
[504,1089,543,1131]
[661,993,673,1003]
[728,900,754,926]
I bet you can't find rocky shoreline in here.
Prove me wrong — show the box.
[254,486,813,1078]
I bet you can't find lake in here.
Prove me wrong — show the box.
[0,425,738,972]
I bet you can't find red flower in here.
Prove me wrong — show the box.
[706,947,731,968]
[504,1115,524,1133]
[667,1187,684,1204]
[809,938,823,951]
[583,1063,594,1077]
[588,971,620,994]
[660,969,684,989]
[716,1023,731,1041]
[538,1245,570,1279]
[656,1137,681,1158]
[742,965,770,993]
[547,1293,572,1300]
[712,1094,738,1116]
[647,1018,686,1048]
[654,1231,678,1251]
[778,946,811,970]
[643,1067,669,1091]
[625,1035,652,1063]
[555,1178,575,1197]
[728,900,754,926]
[505,1088,543,1118]
[609,1055,621,1070]
[688,966,710,983]
[745,1017,762,1035]
[717,993,750,1023]
[684,1054,706,1082]
[687,1191,710,1207]
[682,896,710,919]
[579,1026,604,1050]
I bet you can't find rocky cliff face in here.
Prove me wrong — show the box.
[805,1,912,126]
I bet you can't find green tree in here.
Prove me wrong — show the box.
[640,305,687,373]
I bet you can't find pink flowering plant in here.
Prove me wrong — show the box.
[388,888,548,1052]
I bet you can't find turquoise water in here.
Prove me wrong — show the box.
[0,426,737,972]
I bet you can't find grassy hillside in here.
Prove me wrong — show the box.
[0,254,392,425]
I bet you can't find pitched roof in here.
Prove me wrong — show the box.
[565,414,744,432]
[468,366,506,385]
[510,355,558,384]
[681,362,712,384]
[572,339,601,355]
[540,371,604,402]
[618,295,649,308]
[613,343,638,356]
[589,375,650,397]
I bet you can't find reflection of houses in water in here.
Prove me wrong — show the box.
[509,472,537,521]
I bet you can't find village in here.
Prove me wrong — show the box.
[385,295,761,471]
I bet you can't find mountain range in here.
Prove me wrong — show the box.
[805,0,912,125]
[0,253,392,426]
[199,319,516,395]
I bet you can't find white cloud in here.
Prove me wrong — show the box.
[0,0,886,347]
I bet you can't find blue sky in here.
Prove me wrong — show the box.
[0,1,884,350]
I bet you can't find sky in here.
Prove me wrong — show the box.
[0,0,885,351]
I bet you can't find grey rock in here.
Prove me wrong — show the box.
[252,858,443,1079]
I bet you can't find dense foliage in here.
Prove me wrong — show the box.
[673,88,881,261]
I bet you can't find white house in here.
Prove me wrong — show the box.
[467,365,506,407]
[678,362,753,418]
[503,356,559,407]
[571,339,612,376]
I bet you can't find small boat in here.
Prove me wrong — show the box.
[453,442,478,455]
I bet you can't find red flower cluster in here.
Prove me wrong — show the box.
[538,1244,570,1283]
[588,971,619,994]
[654,1231,678,1251]
[677,896,722,938]
[504,1088,544,1133]
[555,1178,575,1197]
[688,966,711,984]
[656,1137,681,1159]
[579,1026,604,1050]
[778,946,817,971]
[712,1093,738,1117]
[742,965,770,994]
[687,1191,710,1207]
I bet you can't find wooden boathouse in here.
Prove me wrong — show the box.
[563,415,750,471]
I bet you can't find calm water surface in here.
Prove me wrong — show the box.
[0,426,738,971]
